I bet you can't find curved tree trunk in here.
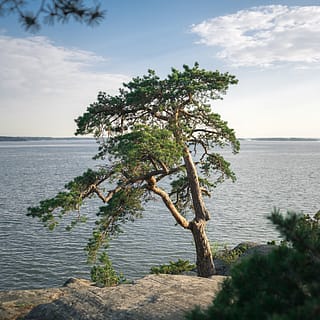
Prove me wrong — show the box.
[147,147,216,277]
[183,147,215,277]
[189,220,215,277]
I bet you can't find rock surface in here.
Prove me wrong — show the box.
[213,242,276,276]
[0,274,226,320]
[239,244,275,259]
[0,287,65,320]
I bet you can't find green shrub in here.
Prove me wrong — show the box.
[90,252,125,287]
[150,259,196,275]
[267,239,289,247]
[211,242,252,266]
[187,209,320,320]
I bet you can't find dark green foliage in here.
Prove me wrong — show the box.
[0,0,105,32]
[187,209,320,320]
[211,242,251,266]
[106,125,183,176]
[90,252,125,287]
[150,259,196,275]
[27,168,109,231]
[85,187,145,263]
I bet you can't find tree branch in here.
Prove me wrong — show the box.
[147,176,190,229]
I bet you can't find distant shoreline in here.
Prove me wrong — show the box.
[0,136,93,142]
[0,136,319,142]
[240,138,320,142]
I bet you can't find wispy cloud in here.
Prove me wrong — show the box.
[191,5,320,67]
[0,35,129,136]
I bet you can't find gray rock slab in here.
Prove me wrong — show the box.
[0,287,65,320]
[0,274,226,320]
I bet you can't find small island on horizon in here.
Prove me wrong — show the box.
[240,137,320,141]
[0,136,93,142]
[0,136,319,142]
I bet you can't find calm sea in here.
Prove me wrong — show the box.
[0,139,319,290]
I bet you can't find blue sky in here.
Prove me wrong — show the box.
[0,0,319,138]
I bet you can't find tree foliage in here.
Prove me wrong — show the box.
[0,0,105,31]
[150,259,196,275]
[90,252,126,287]
[187,209,320,320]
[28,63,239,276]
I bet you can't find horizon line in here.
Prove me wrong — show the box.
[0,136,319,142]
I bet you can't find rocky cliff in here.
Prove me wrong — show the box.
[0,274,226,320]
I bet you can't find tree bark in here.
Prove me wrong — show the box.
[148,147,216,277]
[147,176,189,229]
[189,219,215,277]
[183,147,210,221]
[183,146,215,277]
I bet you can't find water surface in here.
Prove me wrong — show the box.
[0,139,319,290]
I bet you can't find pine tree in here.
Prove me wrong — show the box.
[28,63,239,277]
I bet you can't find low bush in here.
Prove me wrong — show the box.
[211,242,252,266]
[90,252,126,287]
[150,259,196,275]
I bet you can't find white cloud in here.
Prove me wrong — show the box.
[191,5,320,67]
[0,35,129,136]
